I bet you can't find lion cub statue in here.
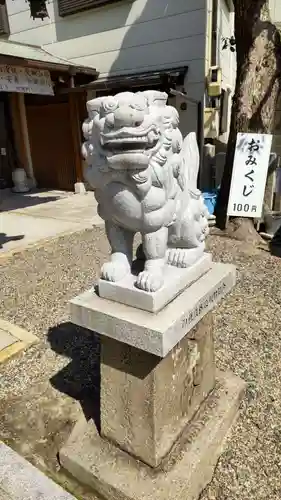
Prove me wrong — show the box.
[82,90,209,293]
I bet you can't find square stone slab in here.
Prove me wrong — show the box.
[0,319,38,364]
[99,253,212,313]
[0,329,17,351]
[70,263,236,357]
[60,371,246,500]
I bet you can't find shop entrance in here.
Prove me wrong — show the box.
[25,94,76,191]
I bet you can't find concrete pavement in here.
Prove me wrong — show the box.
[0,189,103,255]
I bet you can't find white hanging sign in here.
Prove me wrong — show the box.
[227,132,272,218]
[0,65,54,95]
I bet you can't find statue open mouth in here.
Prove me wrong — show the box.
[102,137,149,153]
[101,127,160,154]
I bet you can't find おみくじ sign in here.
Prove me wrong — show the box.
[227,133,272,218]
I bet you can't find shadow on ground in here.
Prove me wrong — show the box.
[48,322,101,431]
[0,233,24,249]
[0,191,61,212]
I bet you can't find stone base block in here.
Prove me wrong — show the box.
[99,253,212,313]
[60,371,245,500]
[70,263,236,357]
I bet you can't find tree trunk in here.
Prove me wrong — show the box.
[215,0,281,240]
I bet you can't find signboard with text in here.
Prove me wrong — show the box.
[0,65,54,95]
[227,132,272,218]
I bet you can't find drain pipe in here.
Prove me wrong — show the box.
[211,0,218,67]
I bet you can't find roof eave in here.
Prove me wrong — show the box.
[0,52,98,77]
[59,66,188,94]
[24,58,98,77]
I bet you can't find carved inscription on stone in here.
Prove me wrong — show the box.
[181,281,227,330]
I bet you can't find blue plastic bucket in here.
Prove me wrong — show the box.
[202,191,217,215]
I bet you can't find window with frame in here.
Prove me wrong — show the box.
[58,0,124,17]
[0,3,10,36]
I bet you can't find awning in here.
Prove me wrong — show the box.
[60,66,188,94]
[0,40,98,76]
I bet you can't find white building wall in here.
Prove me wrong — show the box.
[217,0,235,90]
[269,0,281,23]
[6,0,207,101]
[216,0,236,144]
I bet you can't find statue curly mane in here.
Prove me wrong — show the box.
[82,90,209,293]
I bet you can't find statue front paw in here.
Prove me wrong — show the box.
[101,260,130,282]
[135,270,164,292]
[167,247,204,268]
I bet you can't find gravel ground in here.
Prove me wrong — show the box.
[0,226,281,499]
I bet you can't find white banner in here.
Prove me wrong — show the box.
[227,132,272,218]
[0,65,54,95]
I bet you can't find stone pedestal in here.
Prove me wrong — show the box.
[101,313,215,468]
[60,263,245,500]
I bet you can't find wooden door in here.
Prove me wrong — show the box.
[0,100,10,188]
[26,102,76,190]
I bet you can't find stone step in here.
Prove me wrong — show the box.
[0,442,76,500]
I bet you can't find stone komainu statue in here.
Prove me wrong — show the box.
[82,90,209,293]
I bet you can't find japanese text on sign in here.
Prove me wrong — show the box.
[0,65,54,95]
[227,133,272,218]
